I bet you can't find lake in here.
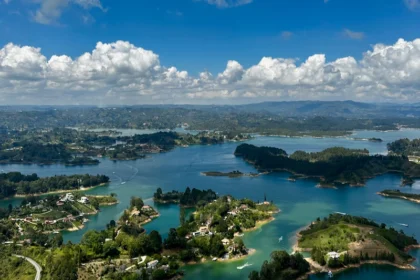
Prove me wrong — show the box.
[1,129,420,280]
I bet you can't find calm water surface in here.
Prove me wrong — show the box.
[1,129,420,280]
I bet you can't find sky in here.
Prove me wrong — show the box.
[1,0,420,105]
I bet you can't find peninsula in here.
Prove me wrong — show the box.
[5,193,118,235]
[234,144,420,187]
[378,189,420,204]
[0,172,110,199]
[294,214,418,274]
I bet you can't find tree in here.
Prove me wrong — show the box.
[249,271,260,280]
[81,230,104,255]
[103,241,120,258]
[130,196,144,210]
[180,206,185,226]
[51,233,63,248]
[109,219,116,228]
[149,230,163,253]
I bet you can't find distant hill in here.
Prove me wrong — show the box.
[234,101,420,118]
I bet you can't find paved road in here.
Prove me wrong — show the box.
[13,254,42,280]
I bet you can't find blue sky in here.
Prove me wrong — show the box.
[1,0,420,105]
[1,0,418,74]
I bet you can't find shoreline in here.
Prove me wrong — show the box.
[243,216,276,232]
[299,258,416,279]
[378,192,420,204]
[12,183,109,198]
[186,248,257,266]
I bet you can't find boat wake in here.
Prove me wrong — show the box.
[237,262,252,270]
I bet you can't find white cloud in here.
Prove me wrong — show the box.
[3,38,420,104]
[204,0,252,8]
[32,0,104,25]
[404,0,420,11]
[343,29,365,40]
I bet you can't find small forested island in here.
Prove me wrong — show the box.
[378,189,420,204]
[119,196,160,228]
[0,190,278,280]
[368,137,383,142]
[1,192,118,237]
[295,214,418,274]
[201,170,261,178]
[234,143,420,187]
[153,187,218,207]
[0,172,110,199]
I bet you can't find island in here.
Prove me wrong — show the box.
[294,214,418,275]
[378,189,420,204]
[0,189,279,280]
[0,172,110,199]
[201,170,262,178]
[368,137,383,142]
[234,143,420,187]
[119,196,160,229]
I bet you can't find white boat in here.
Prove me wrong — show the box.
[279,236,283,242]
[398,223,409,227]
[121,182,126,185]
[335,212,346,215]
[328,270,333,278]
[237,262,252,270]
[212,257,217,261]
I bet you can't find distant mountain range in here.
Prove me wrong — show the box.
[1,101,420,119]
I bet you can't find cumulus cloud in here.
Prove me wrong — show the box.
[204,0,252,8]
[404,0,420,11]
[2,38,420,104]
[32,0,104,25]
[343,29,365,40]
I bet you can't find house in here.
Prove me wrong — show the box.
[227,210,238,216]
[327,252,340,259]
[192,231,201,237]
[147,260,159,269]
[161,265,169,272]
[56,201,64,206]
[222,238,230,246]
[79,196,89,204]
[199,226,208,236]
[61,193,74,202]
[141,205,152,211]
[239,204,249,210]
[105,238,112,242]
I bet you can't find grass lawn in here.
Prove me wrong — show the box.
[33,209,66,220]
[299,224,360,252]
[72,202,96,214]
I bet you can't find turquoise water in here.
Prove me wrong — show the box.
[1,129,420,279]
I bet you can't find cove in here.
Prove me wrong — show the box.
[1,129,420,280]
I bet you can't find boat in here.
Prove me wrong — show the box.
[278,236,283,242]
[121,182,126,185]
[398,223,409,227]
[237,262,252,270]
[335,212,346,215]
[328,270,333,278]
[212,257,217,261]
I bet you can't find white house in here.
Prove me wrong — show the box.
[327,252,340,259]
[61,193,74,202]
[147,260,159,269]
[79,196,89,204]
[222,238,230,246]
